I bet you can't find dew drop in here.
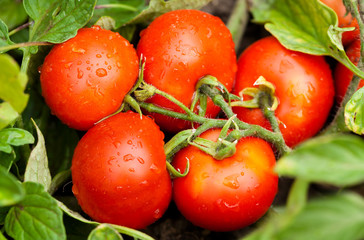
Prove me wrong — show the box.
[201,172,209,179]
[150,163,161,174]
[107,54,112,58]
[127,140,133,145]
[223,173,240,189]
[137,157,145,164]
[129,168,135,172]
[87,67,91,71]
[72,185,79,195]
[116,62,121,68]
[123,154,135,161]
[107,65,112,70]
[72,47,86,54]
[77,68,84,79]
[153,209,162,219]
[96,68,107,77]
[96,54,102,58]
[64,62,73,69]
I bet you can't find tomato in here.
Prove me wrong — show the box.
[40,26,139,130]
[136,9,237,133]
[172,129,278,232]
[71,111,172,229]
[232,36,335,147]
[320,0,359,46]
[334,39,364,103]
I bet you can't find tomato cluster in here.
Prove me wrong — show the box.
[39,6,344,233]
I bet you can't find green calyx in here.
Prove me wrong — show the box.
[231,76,279,111]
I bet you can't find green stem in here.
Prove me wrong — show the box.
[95,3,138,12]
[0,41,51,53]
[154,88,195,116]
[226,0,249,51]
[8,21,33,36]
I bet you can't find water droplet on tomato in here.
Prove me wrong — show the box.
[150,163,161,174]
[116,62,121,68]
[123,154,135,161]
[137,157,145,164]
[240,172,245,176]
[86,60,90,64]
[201,172,209,179]
[127,140,132,145]
[64,62,73,69]
[129,168,135,172]
[223,173,240,189]
[107,66,112,70]
[96,68,107,77]
[96,54,102,58]
[140,180,149,186]
[77,61,82,65]
[77,68,84,79]
[153,209,162,219]
[72,185,79,195]
[72,47,86,54]
[106,54,112,58]
[87,67,91,71]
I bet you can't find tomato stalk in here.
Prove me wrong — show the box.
[133,78,291,156]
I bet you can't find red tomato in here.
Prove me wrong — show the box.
[320,0,359,45]
[233,36,335,147]
[334,39,364,103]
[40,26,139,130]
[172,129,278,232]
[71,111,172,229]
[137,9,237,133]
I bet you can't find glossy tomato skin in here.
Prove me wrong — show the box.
[172,129,278,232]
[40,26,139,130]
[233,36,335,147]
[71,111,172,229]
[137,9,237,133]
[320,0,359,45]
[334,39,364,103]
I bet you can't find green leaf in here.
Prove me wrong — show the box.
[278,192,364,240]
[24,120,52,192]
[245,192,364,240]
[0,19,13,52]
[58,201,154,240]
[0,165,24,207]
[91,0,146,29]
[5,182,66,240]
[251,0,364,79]
[24,0,97,43]
[0,128,35,154]
[345,86,364,134]
[0,0,28,30]
[127,0,212,25]
[0,54,29,130]
[276,134,364,187]
[88,224,123,240]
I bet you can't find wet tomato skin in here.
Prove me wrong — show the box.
[137,9,237,133]
[40,26,139,130]
[320,0,359,46]
[334,39,364,103]
[71,111,172,229]
[233,36,335,147]
[172,129,278,232]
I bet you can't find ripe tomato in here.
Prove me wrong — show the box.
[233,36,335,147]
[40,25,139,130]
[136,9,237,133]
[320,0,359,45]
[172,129,278,232]
[334,39,364,103]
[71,111,172,229]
